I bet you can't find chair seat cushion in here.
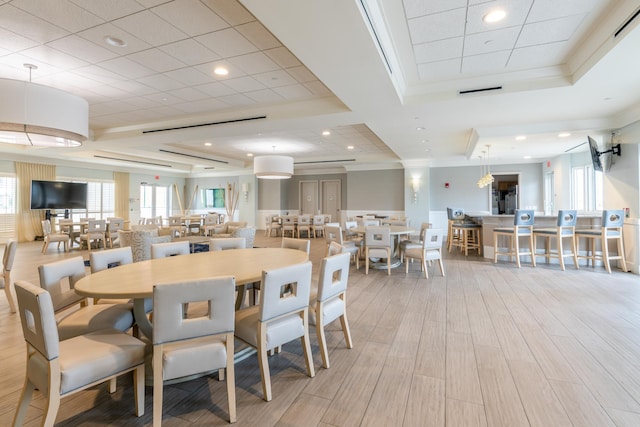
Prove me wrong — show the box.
[309,297,344,326]
[56,329,145,394]
[57,303,134,341]
[494,227,531,236]
[534,228,573,236]
[404,247,423,259]
[235,307,304,350]
[161,335,227,381]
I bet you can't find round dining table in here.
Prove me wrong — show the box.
[75,247,308,338]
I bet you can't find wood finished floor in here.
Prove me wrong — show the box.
[1,234,640,426]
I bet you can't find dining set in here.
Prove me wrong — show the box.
[41,217,128,253]
[11,238,355,426]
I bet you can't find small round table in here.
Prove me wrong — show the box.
[349,225,414,269]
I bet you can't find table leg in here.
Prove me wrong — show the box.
[133,298,153,339]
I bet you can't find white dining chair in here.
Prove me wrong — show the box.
[210,237,246,252]
[152,276,236,425]
[324,225,359,269]
[12,280,145,427]
[234,261,315,401]
[150,241,190,258]
[1,239,17,313]
[281,237,310,255]
[404,229,446,278]
[38,257,135,341]
[106,217,124,248]
[41,219,69,253]
[297,214,312,239]
[309,252,353,369]
[80,219,107,251]
[364,226,392,275]
[311,214,325,238]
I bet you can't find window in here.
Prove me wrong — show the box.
[571,165,602,211]
[60,179,114,221]
[140,185,170,220]
[0,175,16,238]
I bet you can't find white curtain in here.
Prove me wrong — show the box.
[16,162,55,242]
[114,171,130,222]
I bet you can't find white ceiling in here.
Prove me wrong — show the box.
[0,0,639,175]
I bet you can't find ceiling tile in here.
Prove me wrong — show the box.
[193,61,247,79]
[163,67,213,86]
[195,81,236,97]
[127,48,186,73]
[200,0,254,26]
[227,51,279,74]
[517,14,586,48]
[408,8,466,44]
[47,35,118,63]
[0,4,68,44]
[108,80,156,96]
[99,56,155,78]
[528,0,603,22]
[236,21,280,50]
[272,84,313,100]
[68,0,145,21]
[159,39,221,66]
[151,0,228,37]
[286,65,316,83]
[403,0,467,20]
[462,50,511,74]
[417,58,460,80]
[0,25,40,51]
[264,47,302,69]
[119,96,158,109]
[253,69,297,88]
[167,87,210,102]
[508,42,568,69]
[218,93,254,107]
[1,52,62,77]
[196,28,258,58]
[137,73,185,91]
[303,81,332,96]
[72,65,125,84]
[414,37,463,63]
[112,10,187,46]
[174,98,228,113]
[244,88,283,103]
[464,26,520,56]
[222,75,265,92]
[11,0,103,32]
[21,45,89,69]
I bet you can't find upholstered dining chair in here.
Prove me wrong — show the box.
[80,219,108,251]
[399,222,431,262]
[41,219,69,253]
[493,209,536,268]
[12,280,145,427]
[90,247,137,307]
[309,252,353,369]
[575,209,628,273]
[404,229,446,279]
[38,256,134,341]
[202,214,219,236]
[324,225,359,269]
[106,217,124,248]
[364,226,392,275]
[1,239,17,312]
[281,237,311,255]
[234,261,315,401]
[150,240,190,258]
[265,215,282,237]
[297,214,312,239]
[327,241,344,257]
[152,276,237,426]
[533,209,579,270]
[57,218,77,247]
[210,238,248,310]
[281,215,296,238]
[311,214,325,238]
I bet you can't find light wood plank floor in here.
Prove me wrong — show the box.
[1,234,640,426]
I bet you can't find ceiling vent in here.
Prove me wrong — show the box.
[94,155,172,168]
[458,86,503,95]
[295,159,356,165]
[158,149,229,164]
[614,7,640,38]
[142,115,267,134]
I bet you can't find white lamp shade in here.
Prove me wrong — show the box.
[0,78,88,147]
[254,155,294,179]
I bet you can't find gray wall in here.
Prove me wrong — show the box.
[346,169,404,210]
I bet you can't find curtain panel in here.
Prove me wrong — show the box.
[15,162,55,242]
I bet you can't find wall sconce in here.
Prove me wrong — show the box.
[241,183,249,201]
[410,177,420,203]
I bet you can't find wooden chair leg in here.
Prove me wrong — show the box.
[134,364,144,417]
[153,346,164,427]
[316,306,329,369]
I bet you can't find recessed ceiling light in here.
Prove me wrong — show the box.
[214,66,229,76]
[416,127,425,131]
[515,135,526,141]
[483,9,506,23]
[322,130,331,136]
[558,132,571,137]
[204,142,212,146]
[246,153,253,157]
[104,35,127,47]
[347,145,354,150]
[523,155,532,159]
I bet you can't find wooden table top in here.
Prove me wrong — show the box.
[75,247,308,299]
[349,225,415,235]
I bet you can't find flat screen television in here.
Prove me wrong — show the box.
[30,180,88,210]
[587,136,604,172]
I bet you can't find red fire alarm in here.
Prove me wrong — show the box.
[444,182,450,188]
[155,175,160,180]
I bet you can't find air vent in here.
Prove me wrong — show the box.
[158,149,228,164]
[614,7,640,38]
[458,86,503,95]
[294,159,356,165]
[94,155,172,168]
[359,0,393,74]
[142,115,267,134]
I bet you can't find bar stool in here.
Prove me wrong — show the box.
[446,208,464,251]
[533,210,578,270]
[575,209,628,273]
[493,209,536,268]
[448,208,482,256]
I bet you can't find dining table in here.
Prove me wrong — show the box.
[349,225,414,269]
[74,248,309,339]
